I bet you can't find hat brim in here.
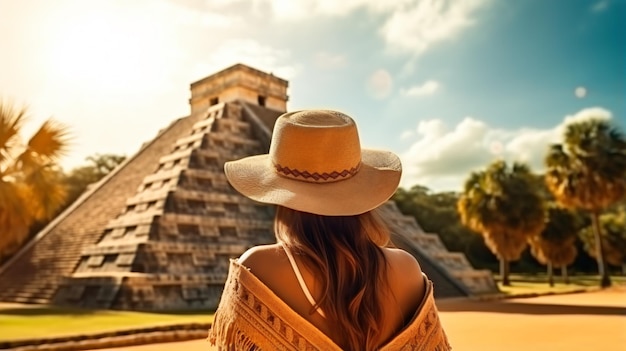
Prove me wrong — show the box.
[224,149,402,216]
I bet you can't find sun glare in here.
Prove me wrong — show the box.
[42,2,166,96]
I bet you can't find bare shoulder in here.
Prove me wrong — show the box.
[383,247,423,276]
[383,248,426,302]
[237,244,295,301]
[238,244,282,268]
[380,248,427,333]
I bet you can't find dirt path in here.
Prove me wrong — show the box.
[438,288,626,350]
[96,288,626,351]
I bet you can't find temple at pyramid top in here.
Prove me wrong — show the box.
[0,64,497,310]
[189,64,289,114]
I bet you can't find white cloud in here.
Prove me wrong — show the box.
[366,69,393,99]
[562,107,611,126]
[399,107,614,191]
[381,0,488,56]
[401,117,492,186]
[313,51,347,69]
[399,117,508,191]
[254,0,489,58]
[258,0,408,19]
[402,80,440,97]
[157,1,237,28]
[400,130,415,140]
[191,39,300,81]
[575,86,587,98]
[503,128,556,166]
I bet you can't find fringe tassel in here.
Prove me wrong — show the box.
[208,320,262,350]
[208,306,266,350]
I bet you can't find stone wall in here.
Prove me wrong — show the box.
[54,102,279,310]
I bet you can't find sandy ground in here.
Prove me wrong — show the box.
[96,288,626,351]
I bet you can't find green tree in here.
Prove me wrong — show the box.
[458,160,546,285]
[393,186,499,270]
[580,211,626,274]
[0,102,70,259]
[545,119,626,287]
[63,153,126,206]
[9,152,128,266]
[529,205,579,286]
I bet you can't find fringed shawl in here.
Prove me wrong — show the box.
[208,259,452,350]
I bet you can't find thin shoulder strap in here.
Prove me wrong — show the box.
[281,244,326,318]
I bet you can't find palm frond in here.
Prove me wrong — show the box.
[0,100,72,257]
[0,102,28,166]
[25,119,71,161]
[548,118,626,208]
[10,147,39,176]
[22,165,67,220]
[0,179,31,256]
[511,162,531,175]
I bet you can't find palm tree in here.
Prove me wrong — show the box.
[580,211,626,275]
[0,101,70,259]
[458,160,546,286]
[545,119,626,287]
[529,205,579,286]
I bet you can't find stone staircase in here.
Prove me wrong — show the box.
[381,202,497,295]
[0,114,203,304]
[51,102,281,310]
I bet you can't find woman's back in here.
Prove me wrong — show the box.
[209,109,450,350]
[239,244,426,349]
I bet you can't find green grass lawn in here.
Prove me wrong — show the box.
[494,274,626,296]
[0,304,213,342]
[2,275,623,342]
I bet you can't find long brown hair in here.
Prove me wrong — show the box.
[274,206,391,350]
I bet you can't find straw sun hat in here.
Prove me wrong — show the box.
[224,110,402,216]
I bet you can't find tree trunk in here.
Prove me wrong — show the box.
[591,211,611,287]
[548,262,554,287]
[500,258,510,286]
[561,266,569,284]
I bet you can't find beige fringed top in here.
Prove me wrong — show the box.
[208,260,451,350]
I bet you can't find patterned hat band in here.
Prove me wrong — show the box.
[224,110,402,216]
[274,162,362,183]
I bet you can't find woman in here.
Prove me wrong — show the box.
[208,110,450,350]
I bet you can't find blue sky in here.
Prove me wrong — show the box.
[1,0,624,191]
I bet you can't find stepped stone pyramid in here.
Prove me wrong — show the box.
[0,64,496,310]
[380,202,497,295]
